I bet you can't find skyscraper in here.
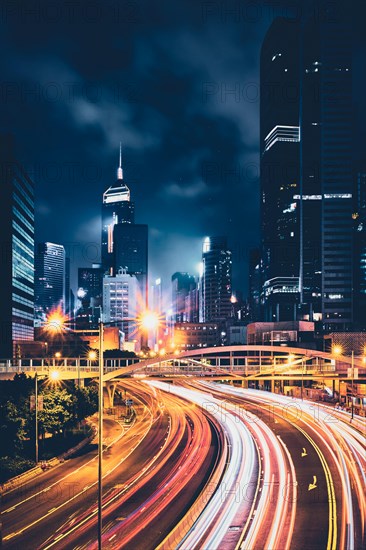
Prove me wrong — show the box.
[199,236,232,323]
[113,223,148,307]
[260,5,353,330]
[0,134,34,357]
[78,263,104,307]
[248,248,261,322]
[260,18,301,322]
[103,268,140,342]
[35,242,65,323]
[353,172,366,329]
[101,144,135,274]
[171,272,196,322]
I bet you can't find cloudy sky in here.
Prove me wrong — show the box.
[0,0,363,297]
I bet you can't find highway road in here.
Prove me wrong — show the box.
[149,380,365,550]
[1,381,220,550]
[2,378,364,550]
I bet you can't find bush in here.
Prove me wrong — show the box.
[0,455,35,483]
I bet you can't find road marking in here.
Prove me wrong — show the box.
[308,475,317,491]
[301,447,307,457]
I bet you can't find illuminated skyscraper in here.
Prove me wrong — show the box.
[260,5,353,329]
[199,236,232,323]
[35,242,65,322]
[171,272,196,322]
[113,223,148,307]
[103,268,140,342]
[0,134,34,357]
[101,144,134,273]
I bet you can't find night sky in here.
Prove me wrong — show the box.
[0,0,364,298]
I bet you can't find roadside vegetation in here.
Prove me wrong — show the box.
[0,373,98,482]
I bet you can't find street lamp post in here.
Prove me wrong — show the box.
[35,372,39,464]
[98,321,104,550]
[351,350,354,420]
[43,309,159,550]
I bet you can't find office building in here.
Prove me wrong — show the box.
[184,285,200,323]
[101,145,135,273]
[35,242,65,323]
[113,223,148,307]
[248,248,262,322]
[171,272,196,322]
[103,268,141,343]
[78,263,104,307]
[173,322,219,350]
[353,172,366,329]
[260,18,301,322]
[199,236,232,323]
[0,134,35,357]
[64,257,74,318]
[260,7,353,329]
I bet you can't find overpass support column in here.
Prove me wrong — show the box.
[271,378,275,393]
[241,378,248,389]
[105,381,117,409]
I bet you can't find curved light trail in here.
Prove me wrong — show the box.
[200,383,366,550]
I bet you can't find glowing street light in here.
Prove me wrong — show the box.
[88,350,97,361]
[49,370,60,382]
[139,310,160,331]
[44,308,68,334]
[332,345,343,357]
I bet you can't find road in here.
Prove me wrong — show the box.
[151,380,365,550]
[2,379,365,549]
[1,381,220,550]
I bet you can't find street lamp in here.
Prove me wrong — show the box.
[98,321,103,550]
[44,310,159,550]
[332,345,355,418]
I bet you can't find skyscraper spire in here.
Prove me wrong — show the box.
[117,142,123,180]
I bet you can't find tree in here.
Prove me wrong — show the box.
[0,401,25,456]
[37,389,74,437]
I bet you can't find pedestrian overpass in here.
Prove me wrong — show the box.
[1,345,365,381]
[1,345,365,408]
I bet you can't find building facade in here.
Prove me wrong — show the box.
[260,7,353,330]
[173,322,219,350]
[171,272,197,322]
[199,236,232,323]
[101,146,135,274]
[35,242,65,324]
[78,263,104,307]
[0,134,35,357]
[103,269,140,343]
[113,223,148,307]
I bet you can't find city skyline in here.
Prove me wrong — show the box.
[1,3,366,550]
[1,1,365,297]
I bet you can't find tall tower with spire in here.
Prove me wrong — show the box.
[101,144,135,274]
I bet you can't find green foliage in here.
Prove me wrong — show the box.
[0,376,98,460]
[0,402,26,456]
[0,456,35,483]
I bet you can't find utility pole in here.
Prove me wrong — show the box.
[98,321,104,550]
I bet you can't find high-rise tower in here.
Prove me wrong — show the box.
[0,134,35,357]
[101,144,135,273]
[260,4,353,330]
[199,236,232,323]
[35,242,65,323]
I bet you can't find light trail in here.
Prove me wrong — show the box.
[203,383,366,550]
[148,380,297,550]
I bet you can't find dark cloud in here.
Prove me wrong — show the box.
[0,0,285,295]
